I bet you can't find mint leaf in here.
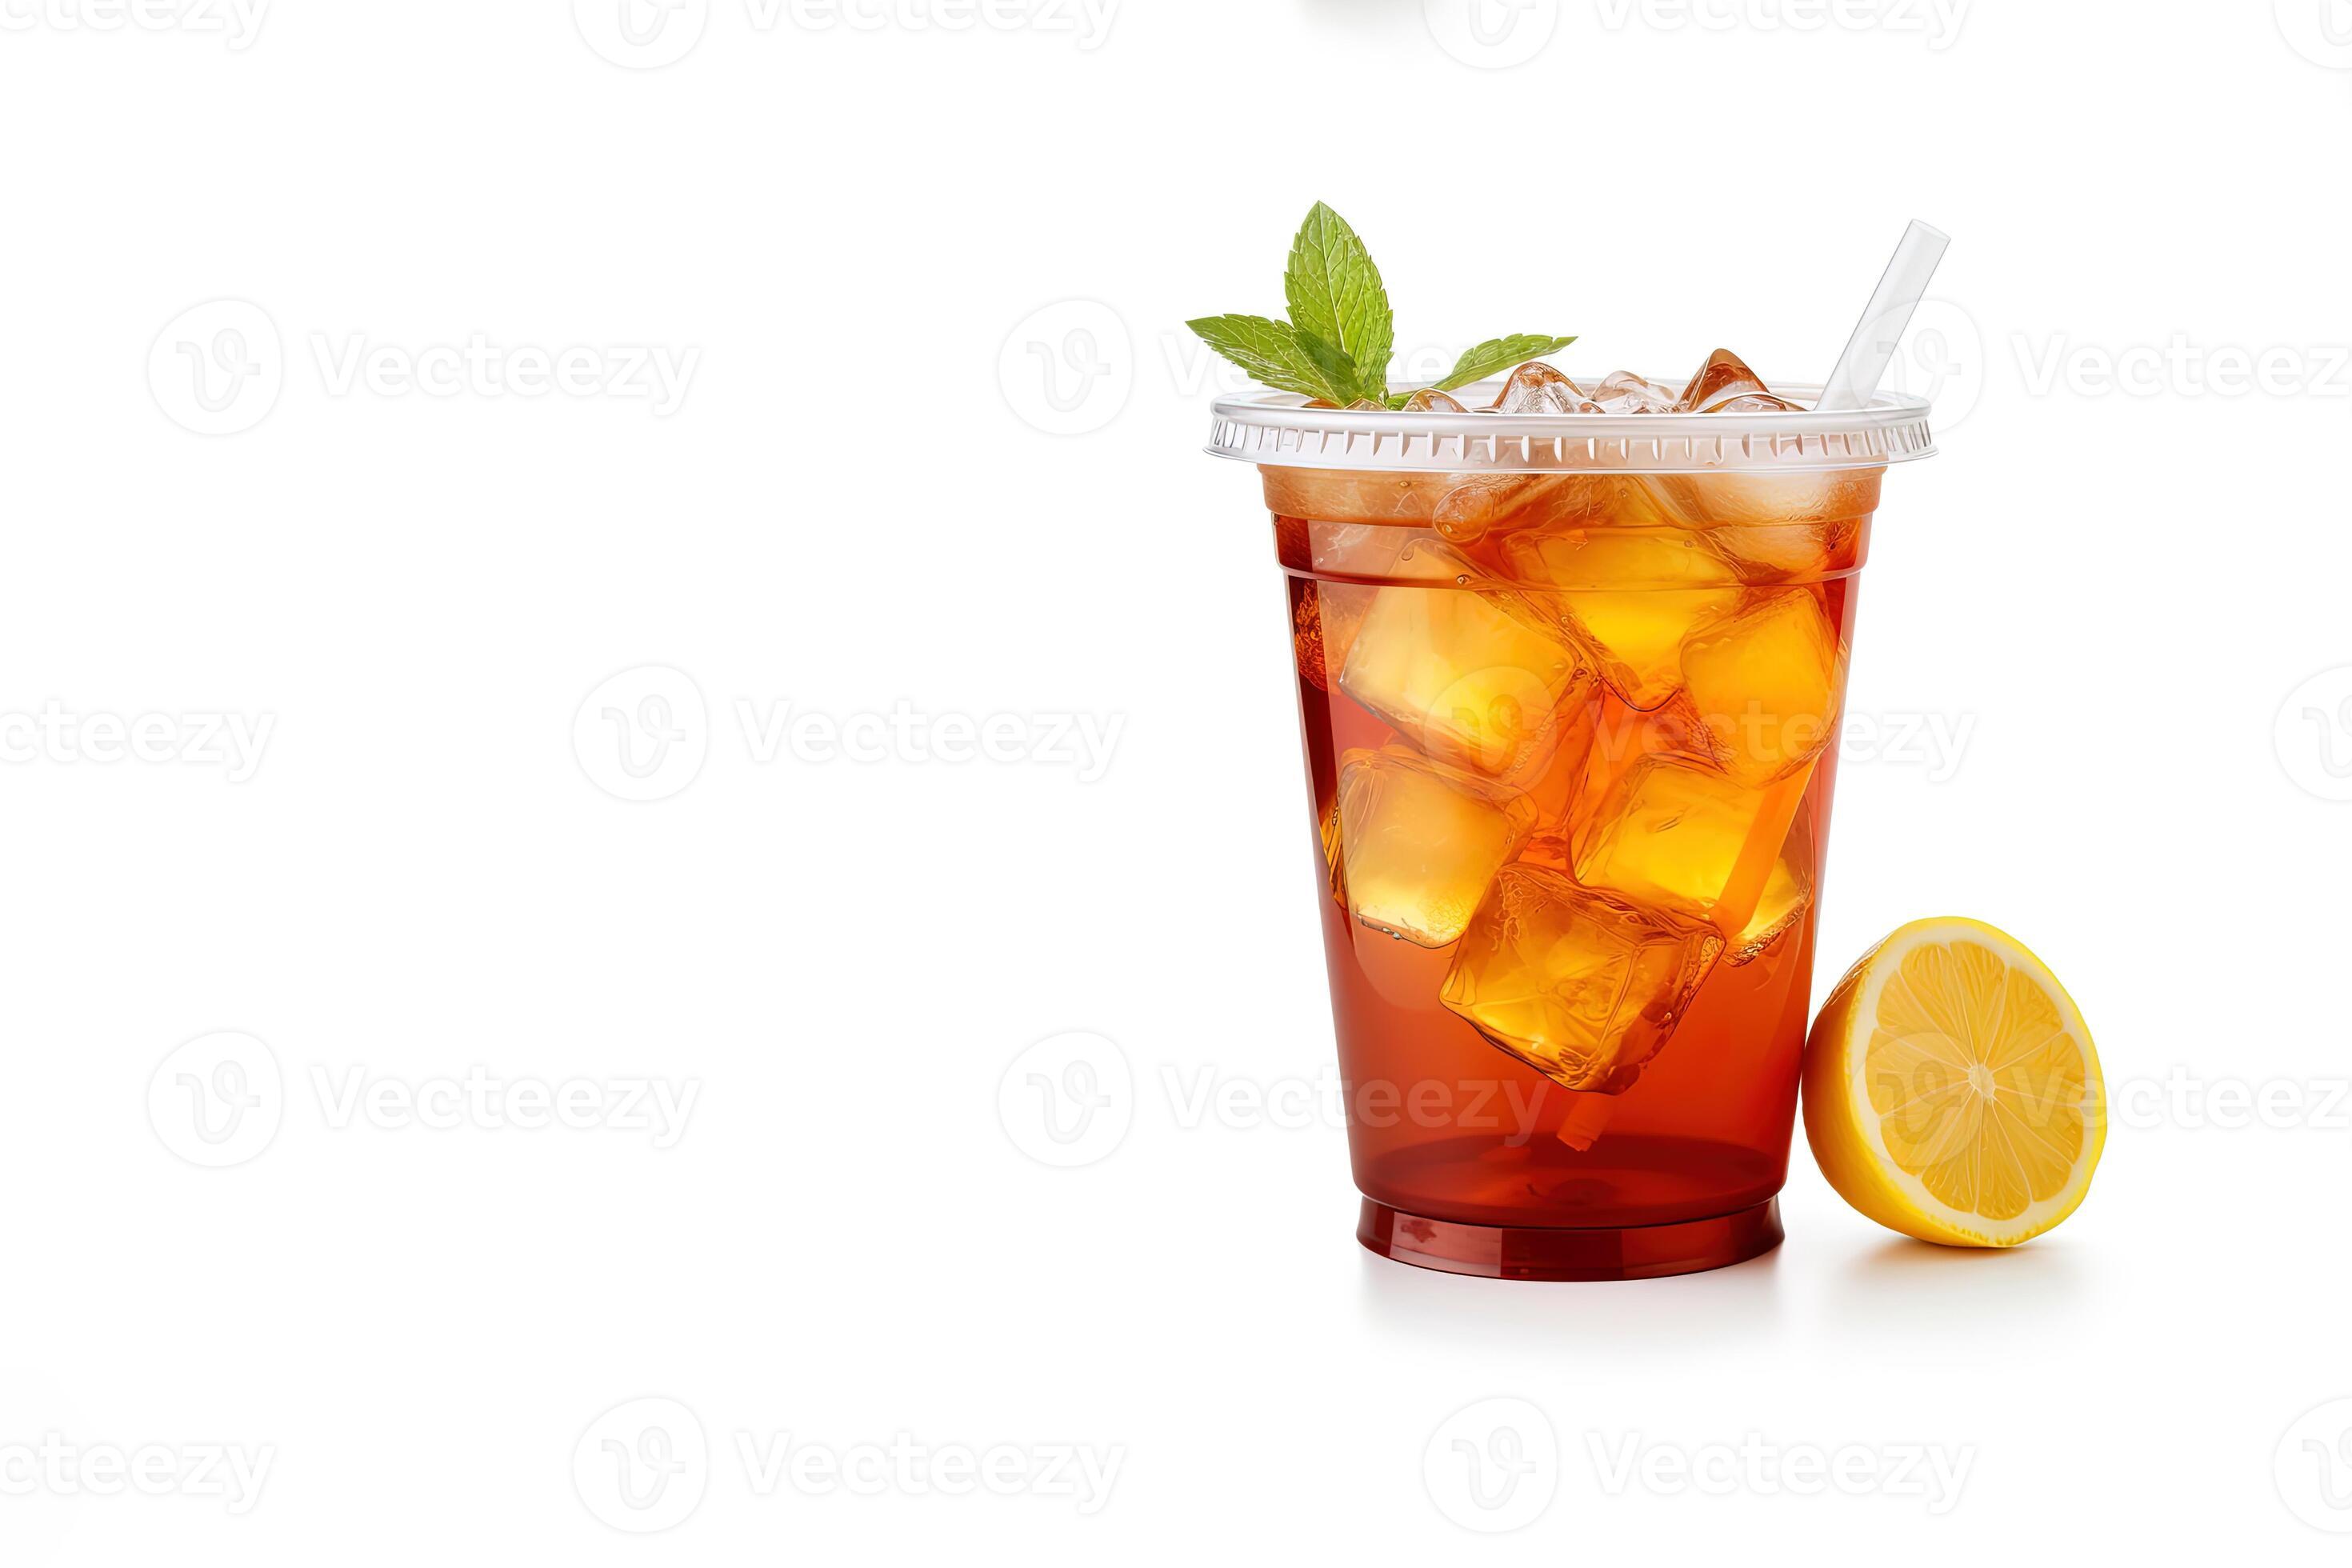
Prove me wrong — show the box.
[1430,334,1579,394]
[1284,202,1393,403]
[1186,314,1356,403]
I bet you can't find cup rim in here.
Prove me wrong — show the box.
[1206,378,1934,474]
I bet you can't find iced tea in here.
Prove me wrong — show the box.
[1258,362,1891,1277]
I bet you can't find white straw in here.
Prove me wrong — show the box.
[1815,220,1950,412]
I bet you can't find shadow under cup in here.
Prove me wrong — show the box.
[1215,386,1934,1280]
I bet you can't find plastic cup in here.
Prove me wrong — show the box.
[1207,381,1934,1279]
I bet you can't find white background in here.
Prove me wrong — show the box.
[2,0,2349,1559]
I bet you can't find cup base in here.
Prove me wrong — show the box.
[1357,1195,1783,1282]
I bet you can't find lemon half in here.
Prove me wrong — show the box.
[1802,918,2104,1246]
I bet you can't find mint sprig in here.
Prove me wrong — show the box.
[1188,202,1573,410]
[1284,205,1392,405]
[1186,314,1358,405]
[1430,334,1580,395]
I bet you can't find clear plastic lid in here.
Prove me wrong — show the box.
[1206,378,1933,475]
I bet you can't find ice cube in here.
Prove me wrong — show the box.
[1310,525,1466,582]
[1260,468,1430,528]
[1675,348,1773,412]
[1401,387,1468,413]
[1490,362,1591,414]
[1729,814,1813,965]
[1662,470,1878,584]
[1273,514,1310,570]
[1570,752,1813,933]
[1291,582,1378,693]
[1294,586,1330,692]
[1429,475,1524,546]
[1319,793,1348,912]
[1440,865,1722,1094]
[1338,574,1594,782]
[1678,589,1844,784]
[1502,527,1743,710]
[1334,746,1538,948]
[1509,684,1606,834]
[1589,370,1679,414]
[1578,690,1725,814]
[1447,472,1679,545]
